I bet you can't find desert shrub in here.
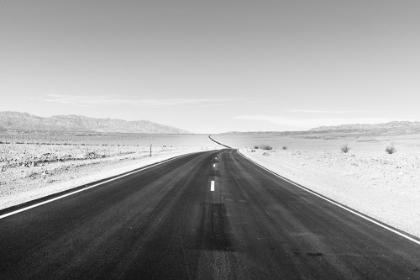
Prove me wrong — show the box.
[282,146,287,150]
[254,145,259,149]
[259,144,273,150]
[385,144,396,154]
[28,171,38,179]
[262,152,270,156]
[341,144,350,153]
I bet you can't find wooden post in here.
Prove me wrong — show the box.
[149,144,152,157]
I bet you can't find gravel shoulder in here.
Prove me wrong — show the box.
[239,148,420,238]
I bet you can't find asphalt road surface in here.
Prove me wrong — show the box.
[1,150,420,279]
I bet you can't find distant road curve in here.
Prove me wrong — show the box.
[208,134,232,148]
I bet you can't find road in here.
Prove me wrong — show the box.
[1,149,419,279]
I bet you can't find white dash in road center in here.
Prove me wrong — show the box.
[213,164,216,167]
[211,180,215,191]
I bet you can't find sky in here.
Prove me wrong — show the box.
[1,0,420,133]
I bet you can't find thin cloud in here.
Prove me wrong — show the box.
[40,94,239,107]
[287,109,360,114]
[234,115,409,129]
[244,99,271,104]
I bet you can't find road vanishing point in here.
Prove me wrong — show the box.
[1,149,420,279]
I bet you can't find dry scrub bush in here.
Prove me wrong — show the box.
[259,144,273,150]
[282,146,287,150]
[341,144,350,153]
[385,144,397,154]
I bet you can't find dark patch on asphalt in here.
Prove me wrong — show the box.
[307,253,324,257]
[210,169,220,177]
[199,203,233,251]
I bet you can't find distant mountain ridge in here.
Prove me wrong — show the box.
[310,121,420,133]
[226,121,420,135]
[0,112,190,134]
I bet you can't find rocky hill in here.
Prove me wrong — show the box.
[0,112,190,134]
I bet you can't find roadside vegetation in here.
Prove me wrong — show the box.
[385,144,397,154]
[258,144,273,150]
[340,144,351,153]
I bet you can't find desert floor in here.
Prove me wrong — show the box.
[213,133,420,238]
[0,132,219,209]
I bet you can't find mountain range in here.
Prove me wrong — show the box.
[0,112,190,134]
[309,121,420,134]
[227,121,420,135]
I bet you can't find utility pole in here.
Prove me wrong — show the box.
[148,134,153,157]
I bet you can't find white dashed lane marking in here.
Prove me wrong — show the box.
[211,180,215,192]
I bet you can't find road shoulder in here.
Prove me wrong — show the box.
[238,148,420,239]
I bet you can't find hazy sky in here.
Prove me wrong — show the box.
[1,0,420,133]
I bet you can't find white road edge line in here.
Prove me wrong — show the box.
[237,150,420,246]
[0,152,197,220]
[211,180,215,191]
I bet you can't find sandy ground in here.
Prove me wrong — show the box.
[239,147,420,238]
[0,144,213,210]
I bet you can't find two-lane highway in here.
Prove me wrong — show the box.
[1,150,419,279]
